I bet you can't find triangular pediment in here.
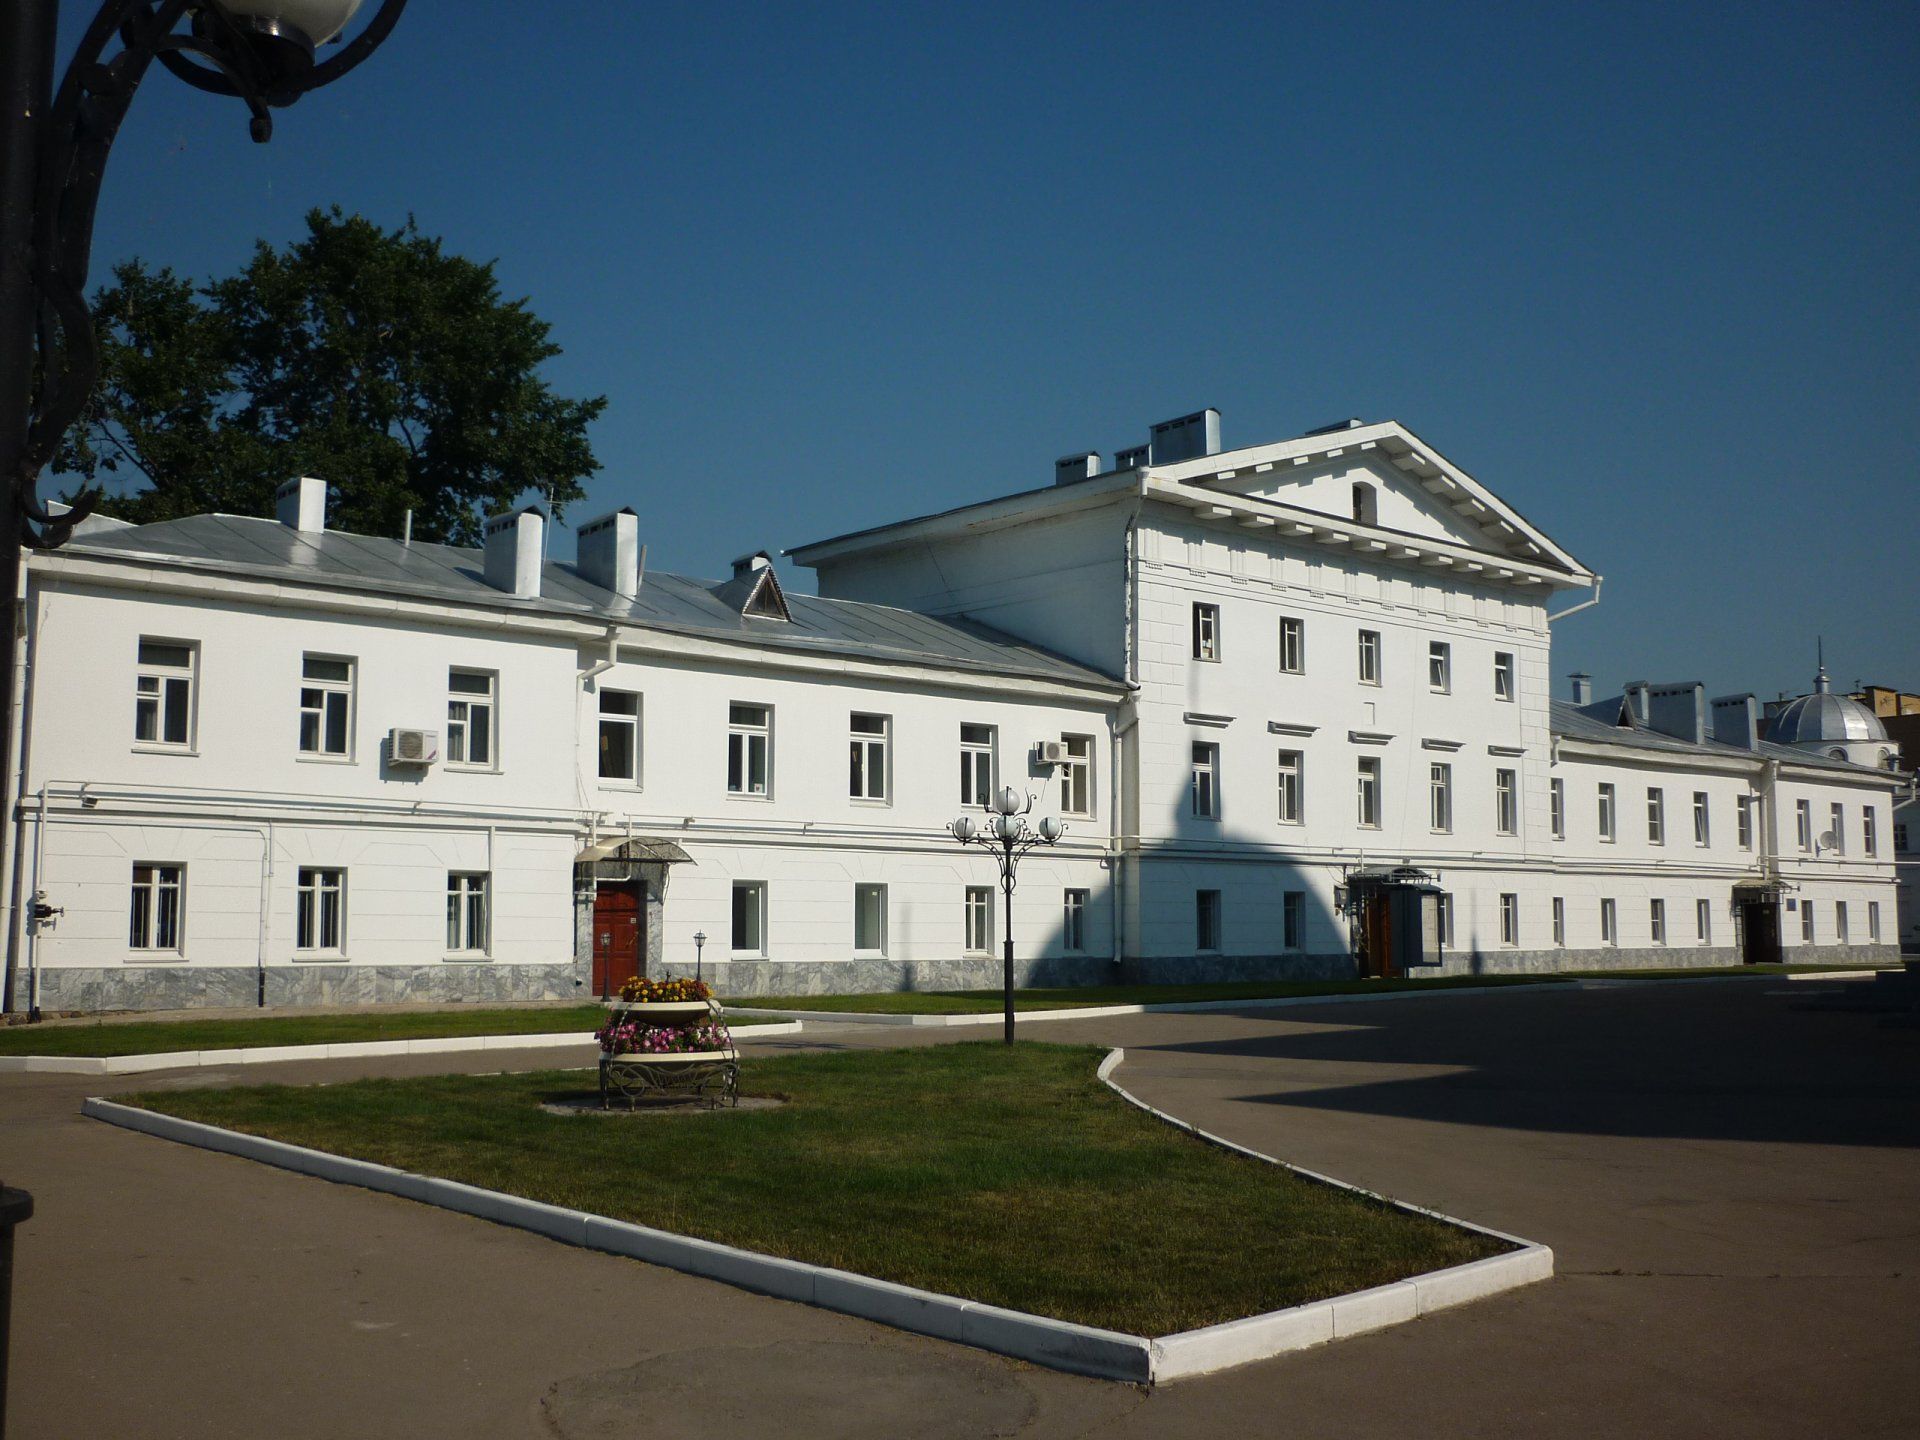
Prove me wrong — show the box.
[711,560,792,621]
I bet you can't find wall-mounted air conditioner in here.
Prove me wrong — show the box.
[387,728,439,766]
[1034,740,1069,766]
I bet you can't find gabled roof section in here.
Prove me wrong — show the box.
[712,563,792,622]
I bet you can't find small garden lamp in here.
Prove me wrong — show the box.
[948,787,1064,1045]
[693,931,707,987]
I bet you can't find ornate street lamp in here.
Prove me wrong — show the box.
[0,1,407,1016]
[949,785,1063,1045]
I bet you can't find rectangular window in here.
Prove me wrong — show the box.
[445,872,489,954]
[1550,777,1566,839]
[1796,800,1812,852]
[1357,756,1382,828]
[960,723,995,806]
[1278,616,1304,674]
[1357,629,1381,685]
[296,867,346,952]
[849,713,889,802]
[1060,735,1093,818]
[1191,742,1220,820]
[1896,822,1909,851]
[1647,788,1665,845]
[1696,898,1711,943]
[727,703,772,796]
[1869,901,1881,942]
[134,639,196,748]
[1650,898,1666,944]
[598,689,641,782]
[853,884,887,955]
[1276,750,1303,824]
[446,669,496,768]
[1864,808,1878,858]
[731,881,766,955]
[1429,763,1453,833]
[1063,889,1088,953]
[1737,796,1754,850]
[1283,891,1304,950]
[1500,893,1519,946]
[1801,900,1815,943]
[1552,896,1566,947]
[964,887,993,953]
[1496,769,1518,836]
[1601,898,1617,945]
[298,654,354,758]
[1836,901,1849,944]
[1192,603,1220,661]
[1598,783,1616,841]
[1494,651,1515,701]
[1429,641,1451,693]
[1829,803,1845,854]
[1195,890,1222,952]
[1693,792,1710,846]
[128,863,184,951]
[1437,893,1454,947]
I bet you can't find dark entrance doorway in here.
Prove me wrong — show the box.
[1737,896,1783,966]
[592,883,644,997]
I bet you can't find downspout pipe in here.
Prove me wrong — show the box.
[579,626,619,683]
[1547,574,1604,624]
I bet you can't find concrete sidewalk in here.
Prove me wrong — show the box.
[3,981,1914,1437]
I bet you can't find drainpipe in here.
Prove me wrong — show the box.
[24,786,45,1019]
[579,625,619,684]
[1547,574,1604,624]
[1,556,35,1013]
[256,821,274,1007]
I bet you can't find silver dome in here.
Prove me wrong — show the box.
[1768,666,1889,746]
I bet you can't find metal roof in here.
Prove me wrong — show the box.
[1550,700,1881,775]
[60,514,1125,692]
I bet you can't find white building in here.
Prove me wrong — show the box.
[3,414,1901,1011]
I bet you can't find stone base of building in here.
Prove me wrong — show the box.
[1428,942,1899,977]
[657,955,1120,998]
[17,962,588,1013]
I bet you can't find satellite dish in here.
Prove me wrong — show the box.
[1817,830,1839,852]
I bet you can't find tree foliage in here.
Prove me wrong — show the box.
[58,208,605,545]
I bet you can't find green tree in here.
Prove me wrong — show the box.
[57,208,605,545]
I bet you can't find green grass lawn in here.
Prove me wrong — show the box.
[0,1005,779,1058]
[126,1041,1503,1335]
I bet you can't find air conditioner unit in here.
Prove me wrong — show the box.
[387,728,439,766]
[1035,740,1069,767]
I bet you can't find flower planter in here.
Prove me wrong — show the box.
[601,1000,713,1022]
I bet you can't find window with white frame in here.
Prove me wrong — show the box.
[849,713,889,802]
[1692,791,1710,846]
[1829,802,1845,854]
[1496,769,1518,836]
[1191,743,1220,820]
[1552,896,1565,947]
[1796,799,1812,852]
[1357,756,1382,828]
[1437,893,1454,947]
[1737,795,1754,850]
[960,723,995,806]
[1650,898,1666,944]
[298,655,354,758]
[1499,893,1519,946]
[1801,899,1814,943]
[1351,481,1378,525]
[1550,777,1565,839]
[1278,616,1304,674]
[1429,641,1451,693]
[598,689,640,782]
[296,867,346,952]
[129,863,184,951]
[1429,763,1453,833]
[1835,900,1849,944]
[1696,898,1711,943]
[1192,603,1220,662]
[446,669,496,768]
[1276,750,1303,824]
[1494,651,1515,701]
[1060,735,1093,817]
[1063,889,1088,953]
[134,639,196,748]
[731,881,766,955]
[1357,629,1381,685]
[1195,890,1222,952]
[727,703,772,796]
[964,887,993,953]
[1601,897,1617,945]
[1647,787,1665,845]
[445,872,490,954]
[1868,901,1881,942]
[1598,783,1617,841]
[1283,891,1304,950]
[853,884,887,955]
[1863,807,1878,857]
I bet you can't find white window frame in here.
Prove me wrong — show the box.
[1437,893,1454,947]
[960,723,996,807]
[728,703,773,798]
[853,884,888,957]
[1192,603,1221,662]
[1550,777,1565,839]
[731,881,767,956]
[1692,791,1710,847]
[1737,795,1754,851]
[446,669,497,771]
[1829,803,1846,855]
[1278,616,1304,674]
[1552,896,1565,947]
[1496,769,1518,836]
[965,887,994,954]
[1868,901,1880,942]
[1796,800,1812,852]
[1063,889,1088,953]
[129,863,185,952]
[1276,750,1303,825]
[1283,891,1304,951]
[1650,898,1666,945]
[1195,890,1222,952]
[295,867,347,954]
[1836,900,1849,944]
[1598,783,1617,842]
[1059,735,1094,818]
[849,713,890,804]
[445,872,490,956]
[1801,899,1815,943]
[1601,898,1617,945]
[1493,651,1515,701]
[1191,742,1220,820]
[1357,756,1382,829]
[598,688,641,785]
[1428,641,1451,693]
[134,638,198,751]
[297,654,355,760]
[1429,762,1453,833]
[1863,807,1878,858]
[1696,898,1711,943]
[1499,893,1519,946]
[1357,629,1381,686]
[1647,787,1666,845]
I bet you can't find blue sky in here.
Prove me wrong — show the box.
[63,0,1919,704]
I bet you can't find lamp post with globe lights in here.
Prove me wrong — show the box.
[0,0,408,1020]
[949,785,1063,1046]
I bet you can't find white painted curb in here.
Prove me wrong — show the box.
[0,1020,802,1076]
[84,1046,1552,1384]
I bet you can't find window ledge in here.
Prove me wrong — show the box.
[295,755,357,766]
[131,745,197,757]
[292,952,347,963]
[441,954,494,963]
[123,955,185,964]
[444,766,501,776]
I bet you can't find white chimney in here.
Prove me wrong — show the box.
[1569,672,1593,705]
[576,509,640,597]
[731,550,773,579]
[274,476,327,533]
[483,508,544,599]
[1054,452,1101,486]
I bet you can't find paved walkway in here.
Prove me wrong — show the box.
[3,981,1915,1437]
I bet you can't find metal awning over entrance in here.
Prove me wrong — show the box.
[575,838,694,866]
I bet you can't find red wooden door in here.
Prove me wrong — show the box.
[591,885,643,997]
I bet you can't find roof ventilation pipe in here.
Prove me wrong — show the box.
[1146,408,1221,464]
[1711,694,1760,750]
[1054,452,1102,486]
[482,508,544,599]
[274,476,327,533]
[576,509,641,597]
[1569,673,1593,705]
